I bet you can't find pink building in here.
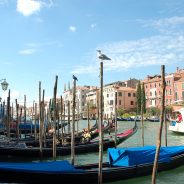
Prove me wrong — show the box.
[143,75,162,108]
[142,67,184,110]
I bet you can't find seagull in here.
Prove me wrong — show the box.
[97,50,111,60]
[73,74,78,81]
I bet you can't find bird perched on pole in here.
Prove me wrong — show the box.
[97,50,111,60]
[73,74,78,81]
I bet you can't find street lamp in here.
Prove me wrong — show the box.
[97,50,111,184]
[0,79,8,91]
[0,79,8,124]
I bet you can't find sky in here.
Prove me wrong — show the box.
[0,0,184,106]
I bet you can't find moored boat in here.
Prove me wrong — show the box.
[0,145,184,183]
[0,121,138,158]
[169,108,184,133]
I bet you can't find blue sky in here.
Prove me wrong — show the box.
[0,0,184,106]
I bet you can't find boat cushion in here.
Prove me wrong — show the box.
[0,160,85,173]
[108,145,184,166]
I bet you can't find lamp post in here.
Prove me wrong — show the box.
[0,79,8,124]
[0,79,8,91]
[97,50,111,184]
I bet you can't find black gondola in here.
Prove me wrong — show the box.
[0,145,184,183]
[0,122,138,158]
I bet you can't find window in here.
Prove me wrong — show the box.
[182,83,184,90]
[128,93,131,97]
[107,94,109,97]
[182,91,184,100]
[174,83,177,90]
[130,101,134,105]
[170,89,172,95]
[119,100,121,105]
[133,93,136,97]
[118,92,122,96]
[110,100,113,105]
[175,92,178,101]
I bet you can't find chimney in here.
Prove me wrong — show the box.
[177,67,179,72]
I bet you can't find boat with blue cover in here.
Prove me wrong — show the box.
[0,145,184,183]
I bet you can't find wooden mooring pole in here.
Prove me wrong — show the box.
[152,65,166,184]
[71,75,77,165]
[98,61,103,184]
[52,75,58,160]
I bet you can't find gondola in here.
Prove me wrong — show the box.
[0,121,138,158]
[0,145,184,183]
[0,121,68,135]
[7,121,100,147]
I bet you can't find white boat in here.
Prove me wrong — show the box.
[168,108,184,133]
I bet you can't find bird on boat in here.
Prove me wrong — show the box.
[73,74,78,81]
[97,50,111,60]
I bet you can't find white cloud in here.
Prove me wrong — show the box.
[69,26,76,32]
[153,16,184,27]
[16,0,53,16]
[17,0,41,16]
[91,24,96,29]
[72,34,184,74]
[72,65,98,75]
[143,16,184,34]
[18,40,63,55]
[72,16,184,75]
[19,48,36,55]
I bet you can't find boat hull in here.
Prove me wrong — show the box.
[0,152,184,183]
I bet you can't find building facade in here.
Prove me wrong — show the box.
[103,85,137,118]
[142,67,184,110]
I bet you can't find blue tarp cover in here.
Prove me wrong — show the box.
[0,160,84,173]
[108,146,184,167]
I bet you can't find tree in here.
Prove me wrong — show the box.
[117,108,125,117]
[147,107,160,116]
[136,81,142,114]
[141,83,146,114]
[165,105,173,117]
